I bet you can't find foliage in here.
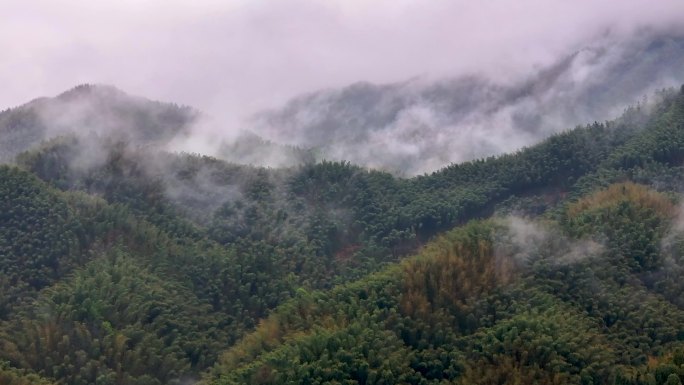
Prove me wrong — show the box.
[2,86,684,383]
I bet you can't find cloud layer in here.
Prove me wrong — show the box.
[3,1,683,112]
[3,0,684,173]
[245,32,684,174]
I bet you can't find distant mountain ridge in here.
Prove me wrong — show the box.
[248,31,684,174]
[2,32,684,175]
[0,84,197,163]
[2,79,684,385]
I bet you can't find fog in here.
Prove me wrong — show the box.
[3,0,683,111]
[3,0,684,173]
[247,30,684,174]
[499,216,604,267]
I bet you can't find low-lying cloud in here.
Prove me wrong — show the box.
[2,0,683,113]
[499,216,605,267]
[243,31,684,174]
[3,1,684,174]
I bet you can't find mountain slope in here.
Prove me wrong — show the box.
[1,85,684,384]
[208,185,684,384]
[206,87,684,384]
[207,184,684,385]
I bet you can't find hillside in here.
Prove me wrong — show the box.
[0,85,684,385]
[207,89,684,384]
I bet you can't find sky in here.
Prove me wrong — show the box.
[3,0,684,121]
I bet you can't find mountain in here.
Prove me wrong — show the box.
[247,31,684,174]
[0,84,683,384]
[4,31,684,177]
[0,84,198,163]
[2,30,684,383]
[208,87,684,384]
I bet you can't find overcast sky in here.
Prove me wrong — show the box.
[3,0,684,120]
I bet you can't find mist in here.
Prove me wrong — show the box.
[0,85,196,163]
[3,1,684,174]
[243,30,684,174]
[498,216,604,268]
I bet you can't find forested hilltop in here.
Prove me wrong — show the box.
[1,85,684,384]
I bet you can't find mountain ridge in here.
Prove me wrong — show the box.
[246,31,684,174]
[2,30,684,384]
[2,83,684,384]
[0,83,198,163]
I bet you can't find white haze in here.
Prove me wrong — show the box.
[243,31,684,174]
[661,203,684,267]
[3,0,684,173]
[3,0,683,114]
[500,216,604,267]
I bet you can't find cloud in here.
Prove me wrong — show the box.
[3,0,683,112]
[3,0,684,173]
[660,203,684,266]
[244,30,684,174]
[498,216,604,267]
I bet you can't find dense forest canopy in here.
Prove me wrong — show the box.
[1,84,684,385]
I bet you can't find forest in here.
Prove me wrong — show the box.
[1,84,684,384]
